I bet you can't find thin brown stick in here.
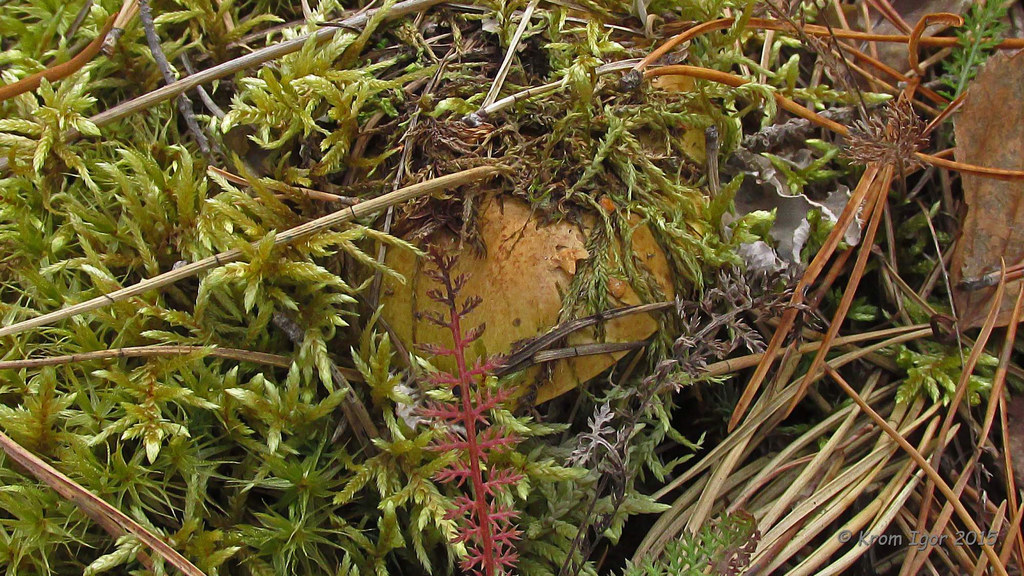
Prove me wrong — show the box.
[138,0,213,157]
[728,164,880,430]
[788,165,893,416]
[0,0,447,175]
[0,165,506,339]
[998,486,1024,571]
[0,430,205,576]
[0,13,118,102]
[0,345,296,370]
[869,0,913,33]
[87,0,446,129]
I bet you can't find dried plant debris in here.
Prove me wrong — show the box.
[951,50,1024,328]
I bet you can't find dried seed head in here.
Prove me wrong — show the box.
[844,95,928,167]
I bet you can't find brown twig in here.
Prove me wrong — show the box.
[137,0,214,158]
[0,430,205,576]
[0,165,507,339]
[0,12,118,102]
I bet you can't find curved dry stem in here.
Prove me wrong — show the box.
[0,165,506,340]
[642,16,1024,74]
[0,12,118,102]
[908,13,964,76]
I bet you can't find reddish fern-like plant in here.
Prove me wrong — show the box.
[418,249,523,576]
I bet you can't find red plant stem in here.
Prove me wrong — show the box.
[447,293,497,576]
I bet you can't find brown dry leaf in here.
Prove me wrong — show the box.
[950,51,1024,328]
[381,195,675,403]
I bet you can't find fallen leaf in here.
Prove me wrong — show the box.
[382,195,675,404]
[950,51,1024,328]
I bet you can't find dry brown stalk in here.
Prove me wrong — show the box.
[0,165,506,339]
[903,268,1008,574]
[0,430,206,576]
[0,12,118,102]
[0,345,294,371]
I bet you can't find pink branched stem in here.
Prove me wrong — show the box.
[418,249,522,576]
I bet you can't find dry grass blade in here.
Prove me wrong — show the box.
[0,165,505,339]
[0,345,294,370]
[827,367,1008,575]
[0,430,205,576]
[480,0,539,109]
[903,266,1008,575]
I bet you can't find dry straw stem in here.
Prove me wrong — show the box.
[90,0,445,127]
[638,380,941,570]
[0,165,506,339]
[207,166,358,204]
[0,344,363,385]
[726,163,880,431]
[481,0,540,109]
[778,410,943,568]
[0,345,296,370]
[0,430,206,576]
